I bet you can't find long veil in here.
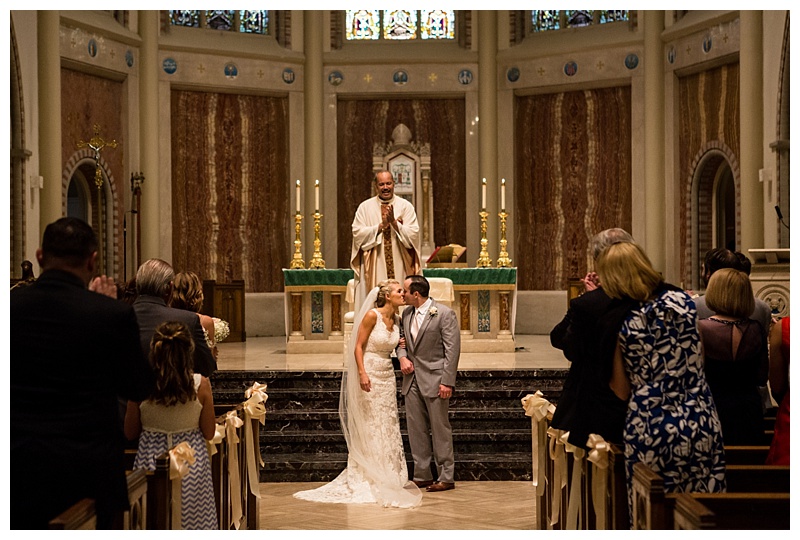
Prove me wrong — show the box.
[340,287,422,508]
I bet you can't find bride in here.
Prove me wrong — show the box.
[294,279,422,508]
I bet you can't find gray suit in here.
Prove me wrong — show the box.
[133,295,217,377]
[397,299,461,483]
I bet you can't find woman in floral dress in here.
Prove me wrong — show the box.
[597,242,726,526]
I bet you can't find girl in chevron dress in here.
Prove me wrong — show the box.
[125,321,218,529]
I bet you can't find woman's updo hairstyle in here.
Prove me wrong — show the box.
[375,279,400,307]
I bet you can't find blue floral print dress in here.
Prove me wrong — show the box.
[618,285,726,521]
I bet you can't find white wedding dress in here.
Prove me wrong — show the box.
[294,306,421,508]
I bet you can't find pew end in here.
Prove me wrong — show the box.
[673,492,791,530]
[48,498,96,530]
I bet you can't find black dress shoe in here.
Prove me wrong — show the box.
[412,479,434,488]
[426,482,455,492]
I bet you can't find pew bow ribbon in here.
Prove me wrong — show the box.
[563,435,585,530]
[546,427,568,526]
[169,442,196,529]
[586,433,610,530]
[243,382,268,499]
[225,410,244,529]
[207,422,226,458]
[521,391,555,496]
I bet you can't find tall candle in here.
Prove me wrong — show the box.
[296,179,301,213]
[481,178,487,210]
[315,179,320,211]
[501,178,506,211]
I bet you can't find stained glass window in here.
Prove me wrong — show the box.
[240,10,269,34]
[421,10,454,39]
[346,9,380,40]
[531,10,559,32]
[170,10,199,28]
[169,10,269,34]
[531,9,629,33]
[205,10,234,31]
[384,10,417,39]
[346,10,455,40]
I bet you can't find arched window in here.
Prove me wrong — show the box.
[531,10,629,33]
[346,9,455,40]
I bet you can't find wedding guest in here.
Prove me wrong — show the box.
[125,322,218,529]
[597,242,726,525]
[11,217,154,529]
[350,169,421,312]
[132,259,216,377]
[118,277,138,305]
[766,317,790,465]
[169,271,218,360]
[549,228,637,448]
[698,268,768,445]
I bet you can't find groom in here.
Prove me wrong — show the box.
[398,275,461,492]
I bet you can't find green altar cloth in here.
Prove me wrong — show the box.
[422,267,517,285]
[283,268,354,287]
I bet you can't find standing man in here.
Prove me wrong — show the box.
[11,217,155,529]
[398,275,461,492]
[132,258,217,377]
[351,169,420,312]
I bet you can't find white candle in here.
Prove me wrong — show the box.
[315,179,320,212]
[481,178,487,210]
[501,178,506,211]
[296,179,301,213]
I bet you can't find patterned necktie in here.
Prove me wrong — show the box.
[382,204,395,279]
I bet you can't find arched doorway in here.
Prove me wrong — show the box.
[66,160,116,276]
[713,162,736,252]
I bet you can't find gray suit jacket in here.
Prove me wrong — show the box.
[397,299,461,398]
[133,295,217,377]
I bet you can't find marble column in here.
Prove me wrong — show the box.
[643,11,665,272]
[739,11,764,253]
[478,11,498,245]
[304,11,324,252]
[139,10,160,259]
[38,11,62,229]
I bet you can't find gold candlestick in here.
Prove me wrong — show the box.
[308,211,326,269]
[475,210,493,268]
[496,211,513,267]
[290,212,305,269]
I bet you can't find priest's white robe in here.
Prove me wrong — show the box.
[350,195,420,311]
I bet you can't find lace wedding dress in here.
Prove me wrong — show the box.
[294,306,421,508]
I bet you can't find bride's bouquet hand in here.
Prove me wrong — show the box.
[359,372,372,392]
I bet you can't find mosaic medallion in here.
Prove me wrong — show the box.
[703,34,713,53]
[506,67,520,82]
[458,69,474,85]
[162,57,178,75]
[224,63,239,79]
[667,46,676,64]
[328,70,343,86]
[624,53,639,70]
[125,49,134,68]
[393,70,408,86]
[282,68,295,84]
[87,38,98,58]
[564,61,578,77]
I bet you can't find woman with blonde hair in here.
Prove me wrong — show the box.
[169,271,218,359]
[294,279,422,508]
[699,268,768,444]
[597,242,726,526]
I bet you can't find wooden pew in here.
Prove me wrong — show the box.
[724,445,770,465]
[632,462,790,530]
[146,451,172,530]
[125,468,148,530]
[673,492,791,530]
[48,498,96,530]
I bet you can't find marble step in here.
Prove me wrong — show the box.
[262,453,532,483]
[261,429,532,456]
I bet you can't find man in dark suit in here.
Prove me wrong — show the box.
[11,217,155,529]
[132,258,216,377]
[549,228,637,448]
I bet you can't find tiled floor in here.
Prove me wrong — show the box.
[220,334,562,530]
[216,334,569,372]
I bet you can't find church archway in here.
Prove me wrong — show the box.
[10,18,28,276]
[688,143,741,291]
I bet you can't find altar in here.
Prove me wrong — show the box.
[283,267,517,354]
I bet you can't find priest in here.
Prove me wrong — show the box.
[351,169,420,311]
